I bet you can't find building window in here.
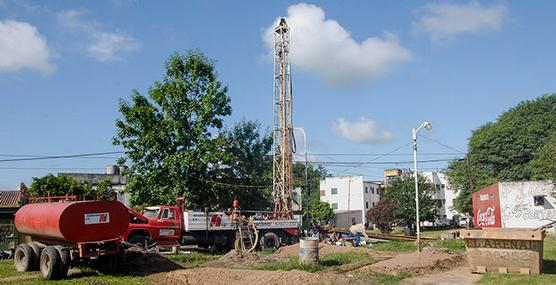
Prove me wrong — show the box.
[366,202,369,209]
[320,190,325,197]
[331,203,338,210]
[372,202,375,207]
[371,188,375,194]
[436,185,441,191]
[365,187,368,194]
[441,184,446,189]
[331,188,338,195]
[534,195,545,206]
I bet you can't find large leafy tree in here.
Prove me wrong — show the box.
[114,51,232,207]
[448,94,556,212]
[212,120,273,210]
[384,173,437,225]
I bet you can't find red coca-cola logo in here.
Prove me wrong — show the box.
[477,207,496,226]
[211,214,222,227]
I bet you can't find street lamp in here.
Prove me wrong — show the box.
[412,121,432,252]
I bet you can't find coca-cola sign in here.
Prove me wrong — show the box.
[472,183,502,228]
[477,206,497,227]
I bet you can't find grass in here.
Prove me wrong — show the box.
[255,252,369,272]
[0,260,151,285]
[370,273,411,284]
[373,241,416,252]
[166,251,221,268]
[477,235,556,284]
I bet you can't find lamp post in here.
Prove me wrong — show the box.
[412,121,432,252]
[293,128,308,225]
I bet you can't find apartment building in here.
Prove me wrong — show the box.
[319,176,384,227]
[422,171,460,226]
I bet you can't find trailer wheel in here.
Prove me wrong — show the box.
[27,242,43,270]
[53,245,70,278]
[260,232,280,251]
[40,246,61,280]
[14,244,34,272]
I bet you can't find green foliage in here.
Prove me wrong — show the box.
[448,94,556,212]
[366,198,396,233]
[212,120,273,210]
[530,133,556,182]
[29,174,92,198]
[114,50,232,207]
[310,199,335,224]
[28,174,115,200]
[384,173,437,225]
[167,252,220,268]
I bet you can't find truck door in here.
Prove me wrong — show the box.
[157,207,180,241]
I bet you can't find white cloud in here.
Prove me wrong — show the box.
[57,10,140,62]
[332,117,393,144]
[414,2,508,44]
[263,3,412,85]
[0,20,54,74]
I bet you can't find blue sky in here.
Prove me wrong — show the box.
[1,0,556,188]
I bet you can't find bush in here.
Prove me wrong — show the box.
[366,198,396,233]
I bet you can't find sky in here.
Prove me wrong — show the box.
[1,0,556,188]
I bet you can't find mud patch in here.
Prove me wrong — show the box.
[218,250,278,265]
[123,247,183,275]
[162,267,374,285]
[357,247,464,276]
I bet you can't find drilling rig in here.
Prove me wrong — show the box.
[272,18,294,219]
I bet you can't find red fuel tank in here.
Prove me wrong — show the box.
[15,200,129,243]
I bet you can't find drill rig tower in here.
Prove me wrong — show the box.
[272,18,294,219]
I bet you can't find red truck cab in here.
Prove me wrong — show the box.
[123,205,182,247]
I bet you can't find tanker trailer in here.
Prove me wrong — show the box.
[13,199,129,279]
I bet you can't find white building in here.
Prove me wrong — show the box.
[319,176,383,227]
[422,171,460,226]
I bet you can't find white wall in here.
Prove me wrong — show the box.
[422,172,460,225]
[499,181,556,233]
[320,176,382,225]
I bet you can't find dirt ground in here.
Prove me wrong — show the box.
[143,243,466,285]
[162,267,373,285]
[124,247,184,275]
[402,266,481,285]
[357,247,464,276]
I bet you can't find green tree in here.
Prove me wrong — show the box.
[309,199,335,224]
[29,174,93,198]
[448,94,556,212]
[114,51,232,207]
[384,173,437,226]
[212,120,273,210]
[366,198,396,233]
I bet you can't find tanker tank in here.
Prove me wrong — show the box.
[15,200,129,243]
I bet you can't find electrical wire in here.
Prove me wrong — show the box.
[0,151,124,162]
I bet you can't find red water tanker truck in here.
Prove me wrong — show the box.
[13,198,129,279]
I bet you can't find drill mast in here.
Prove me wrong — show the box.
[272,18,294,219]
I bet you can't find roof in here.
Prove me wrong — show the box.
[0,191,20,208]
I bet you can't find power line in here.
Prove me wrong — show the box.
[0,167,106,170]
[0,151,124,162]
[418,134,466,154]
[307,152,462,156]
[311,158,462,165]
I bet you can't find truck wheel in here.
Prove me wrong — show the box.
[128,234,148,248]
[14,244,34,272]
[40,246,61,280]
[27,242,42,270]
[53,245,70,278]
[260,232,280,251]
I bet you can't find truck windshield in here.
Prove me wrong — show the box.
[143,208,160,218]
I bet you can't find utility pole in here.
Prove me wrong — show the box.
[272,18,294,219]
